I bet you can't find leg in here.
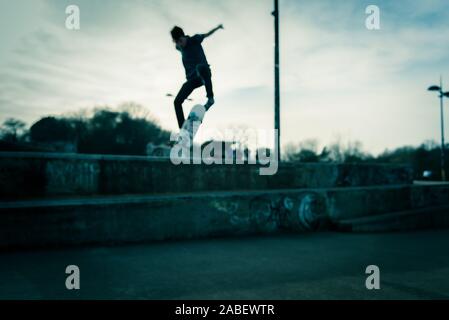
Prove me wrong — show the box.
[196,64,214,99]
[174,79,202,128]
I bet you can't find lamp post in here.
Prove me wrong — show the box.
[428,76,449,181]
[272,0,281,162]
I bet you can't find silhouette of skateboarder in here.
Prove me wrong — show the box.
[171,24,224,129]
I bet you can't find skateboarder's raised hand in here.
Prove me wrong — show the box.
[202,24,224,38]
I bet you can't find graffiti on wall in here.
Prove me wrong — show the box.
[212,192,329,233]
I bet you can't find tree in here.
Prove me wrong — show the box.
[77,108,171,155]
[284,139,329,163]
[30,117,76,143]
[327,139,370,163]
[0,118,27,142]
[377,142,445,179]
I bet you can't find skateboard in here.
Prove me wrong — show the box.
[177,104,206,146]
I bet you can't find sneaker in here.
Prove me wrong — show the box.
[204,97,215,111]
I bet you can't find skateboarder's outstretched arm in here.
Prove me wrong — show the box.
[202,24,224,38]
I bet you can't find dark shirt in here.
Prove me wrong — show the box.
[177,34,209,80]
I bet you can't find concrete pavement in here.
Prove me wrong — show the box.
[1,230,449,300]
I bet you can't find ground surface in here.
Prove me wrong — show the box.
[1,230,449,300]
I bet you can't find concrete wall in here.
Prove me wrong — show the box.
[327,184,449,220]
[0,152,413,199]
[4,151,445,250]
[336,205,449,233]
[2,185,448,250]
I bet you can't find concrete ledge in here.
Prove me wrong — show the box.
[0,151,413,199]
[1,184,448,250]
[327,184,449,220]
[336,205,449,232]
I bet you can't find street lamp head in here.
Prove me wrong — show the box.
[444,92,449,98]
[428,85,441,92]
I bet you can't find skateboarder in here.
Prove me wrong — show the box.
[171,24,224,129]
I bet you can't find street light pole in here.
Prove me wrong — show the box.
[439,76,446,181]
[428,76,449,181]
[273,0,281,162]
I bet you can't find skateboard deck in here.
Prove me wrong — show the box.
[178,104,206,146]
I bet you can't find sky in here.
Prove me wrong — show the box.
[0,0,449,155]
